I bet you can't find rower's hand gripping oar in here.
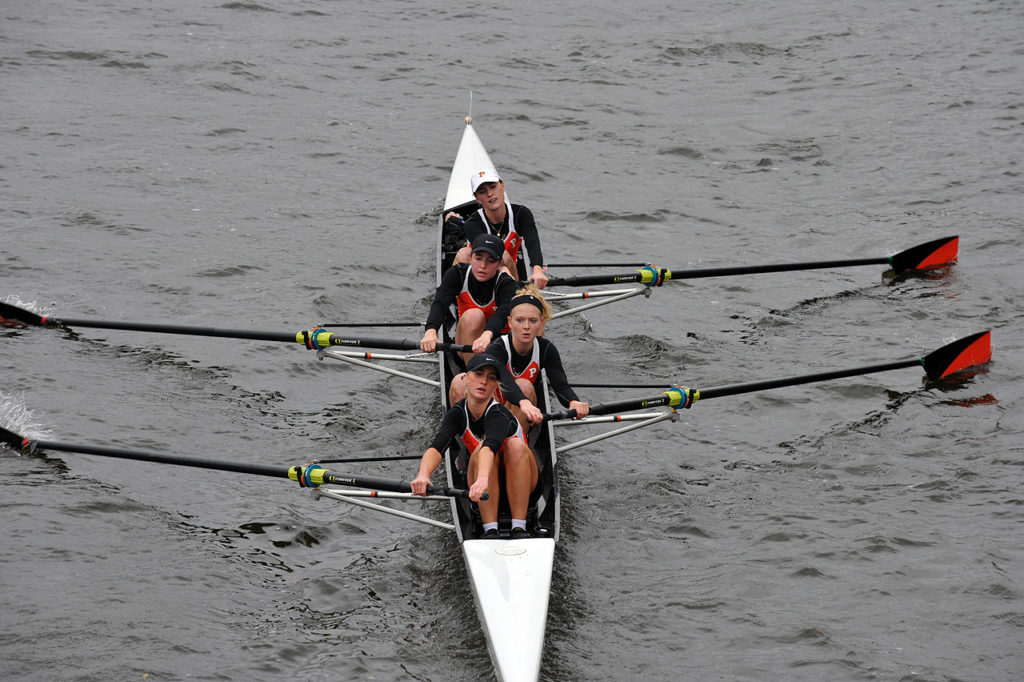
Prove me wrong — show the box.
[0,427,481,499]
[546,235,959,288]
[0,301,470,354]
[543,330,992,420]
[288,462,483,499]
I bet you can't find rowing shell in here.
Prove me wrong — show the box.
[438,119,559,682]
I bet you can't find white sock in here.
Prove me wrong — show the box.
[511,519,527,530]
[483,522,498,533]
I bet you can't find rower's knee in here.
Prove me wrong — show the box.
[458,308,486,334]
[449,373,467,403]
[455,244,471,264]
[504,439,536,471]
[515,378,537,402]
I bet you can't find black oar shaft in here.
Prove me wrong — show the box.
[542,331,989,422]
[696,358,920,400]
[547,258,888,287]
[1,302,473,353]
[547,272,643,287]
[591,395,671,415]
[31,438,284,476]
[544,358,923,421]
[49,318,298,344]
[671,257,888,280]
[2,430,473,498]
[545,262,647,268]
[49,319,447,351]
[318,333,470,354]
[318,322,422,328]
[544,394,674,421]
[546,236,958,288]
[696,330,989,400]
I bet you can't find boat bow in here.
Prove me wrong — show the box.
[463,537,555,682]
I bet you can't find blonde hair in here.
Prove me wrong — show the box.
[511,284,552,322]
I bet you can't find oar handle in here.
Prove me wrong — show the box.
[291,465,484,500]
[543,387,696,421]
[301,329,472,354]
[542,408,577,421]
[547,265,670,288]
[425,483,480,499]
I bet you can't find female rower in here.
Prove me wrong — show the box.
[411,352,537,539]
[420,232,519,365]
[447,168,549,289]
[450,286,590,431]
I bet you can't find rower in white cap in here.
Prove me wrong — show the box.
[446,168,549,289]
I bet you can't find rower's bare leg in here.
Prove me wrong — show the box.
[502,439,539,522]
[449,372,467,405]
[506,378,537,432]
[468,448,501,525]
[504,251,519,275]
[455,308,486,365]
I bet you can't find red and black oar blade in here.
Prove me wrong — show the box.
[922,330,991,380]
[546,236,962,288]
[889,235,958,274]
[0,301,43,327]
[0,425,28,449]
[539,332,992,423]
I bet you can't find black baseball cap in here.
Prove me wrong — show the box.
[466,353,502,374]
[471,233,505,260]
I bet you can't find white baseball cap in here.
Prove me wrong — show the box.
[471,168,502,193]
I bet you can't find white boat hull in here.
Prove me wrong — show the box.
[463,537,555,682]
[440,120,558,682]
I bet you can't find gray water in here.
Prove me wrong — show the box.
[2,1,1021,680]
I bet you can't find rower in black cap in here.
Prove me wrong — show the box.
[420,232,520,365]
[410,352,537,539]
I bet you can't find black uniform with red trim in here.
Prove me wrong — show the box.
[429,398,524,455]
[485,334,581,409]
[423,263,519,338]
[459,203,544,277]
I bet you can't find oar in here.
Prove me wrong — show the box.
[0,425,478,499]
[0,301,467,353]
[544,330,991,420]
[318,322,423,328]
[546,236,959,288]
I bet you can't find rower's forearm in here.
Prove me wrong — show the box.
[475,447,496,474]
[416,448,443,478]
